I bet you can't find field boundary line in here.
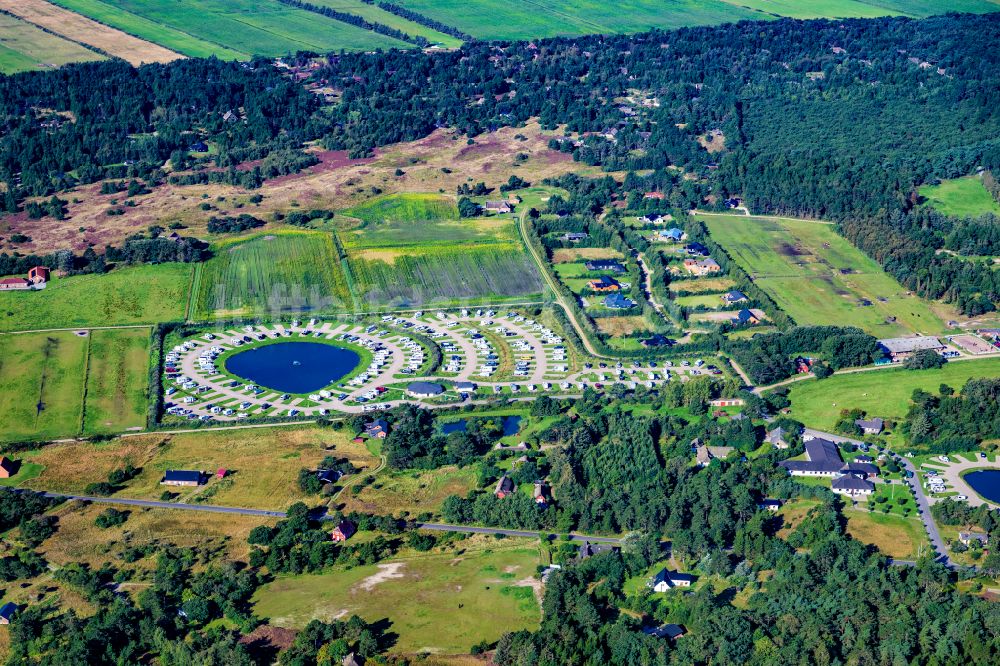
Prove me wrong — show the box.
[0,324,152,336]
[77,329,93,436]
[694,210,836,225]
[0,7,108,60]
[184,263,200,322]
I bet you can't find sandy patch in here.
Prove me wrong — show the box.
[358,562,406,591]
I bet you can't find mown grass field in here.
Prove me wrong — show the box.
[0,263,190,332]
[844,508,929,560]
[308,0,462,47]
[0,331,88,443]
[723,0,901,19]
[49,0,409,57]
[0,11,103,74]
[20,425,378,508]
[254,542,542,653]
[46,0,245,59]
[82,328,150,435]
[702,214,947,335]
[193,230,352,318]
[783,357,1000,445]
[918,176,1000,218]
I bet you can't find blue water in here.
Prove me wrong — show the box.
[224,342,360,394]
[441,415,522,436]
[964,470,1000,503]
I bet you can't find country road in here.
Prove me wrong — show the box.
[25,490,622,543]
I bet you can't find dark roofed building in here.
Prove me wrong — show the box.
[407,382,444,398]
[585,259,626,273]
[577,541,617,561]
[160,470,205,486]
[589,275,621,291]
[365,418,389,438]
[759,498,783,511]
[644,624,686,640]
[331,520,356,542]
[0,602,17,625]
[855,417,884,434]
[494,475,515,499]
[779,438,844,476]
[722,290,748,304]
[603,293,636,309]
[832,474,875,496]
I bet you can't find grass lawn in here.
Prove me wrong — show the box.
[918,176,1000,218]
[0,264,191,332]
[783,358,1000,447]
[594,316,652,337]
[702,214,948,336]
[0,331,88,443]
[675,293,728,309]
[340,465,478,516]
[253,540,542,653]
[21,425,378,510]
[843,509,929,560]
[82,328,150,435]
[669,276,737,293]
[193,230,351,318]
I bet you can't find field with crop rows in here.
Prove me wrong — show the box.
[308,0,462,46]
[0,11,103,74]
[702,214,948,336]
[47,0,409,58]
[82,328,150,435]
[193,230,351,318]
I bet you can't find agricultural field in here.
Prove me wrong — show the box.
[308,0,462,47]
[81,328,150,435]
[702,214,948,336]
[722,0,903,19]
[1,0,183,66]
[19,425,378,509]
[46,0,409,58]
[918,176,1000,218]
[340,194,542,306]
[0,11,103,74]
[0,264,191,332]
[253,540,542,654]
[340,465,479,515]
[0,331,88,443]
[192,230,352,319]
[782,357,1000,446]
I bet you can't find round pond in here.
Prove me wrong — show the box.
[964,469,1000,504]
[224,341,361,394]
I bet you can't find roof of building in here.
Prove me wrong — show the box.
[495,476,514,494]
[960,531,989,543]
[806,438,841,463]
[367,418,389,430]
[645,624,686,639]
[779,438,844,474]
[841,462,879,477]
[162,470,203,483]
[604,293,635,309]
[586,259,625,272]
[698,258,720,269]
[855,417,884,431]
[760,498,783,508]
[734,308,758,324]
[832,475,875,492]
[765,427,785,444]
[879,336,944,354]
[661,228,685,239]
[407,381,444,395]
[685,242,709,255]
[0,602,16,621]
[0,456,15,473]
[724,289,748,301]
[0,278,29,286]
[334,520,356,538]
[577,541,616,560]
[454,381,476,390]
[592,275,620,288]
[642,334,671,347]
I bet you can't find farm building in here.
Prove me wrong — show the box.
[585,259,625,273]
[0,457,17,479]
[878,336,944,362]
[494,475,515,499]
[722,290,748,304]
[855,417,884,435]
[603,293,636,309]
[331,520,356,542]
[732,308,765,325]
[160,470,205,487]
[0,266,49,291]
[589,275,621,292]
[684,258,721,275]
[0,602,17,625]
[485,201,513,213]
[406,382,444,398]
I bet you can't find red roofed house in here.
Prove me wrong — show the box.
[644,191,666,200]
[0,277,29,291]
[494,476,514,499]
[331,520,356,542]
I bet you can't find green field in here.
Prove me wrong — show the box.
[193,230,352,318]
[702,214,947,335]
[918,176,1000,218]
[49,0,409,58]
[82,328,150,435]
[253,544,541,653]
[0,331,88,443]
[783,357,1000,444]
[722,0,901,19]
[0,264,190,333]
[308,0,462,46]
[0,12,103,74]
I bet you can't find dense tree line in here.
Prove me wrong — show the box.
[276,0,427,46]
[725,326,881,385]
[368,1,473,41]
[903,378,1000,453]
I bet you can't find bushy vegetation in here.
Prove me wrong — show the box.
[903,378,1000,452]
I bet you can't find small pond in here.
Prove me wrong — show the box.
[964,469,1000,504]
[224,341,360,394]
[441,415,522,437]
